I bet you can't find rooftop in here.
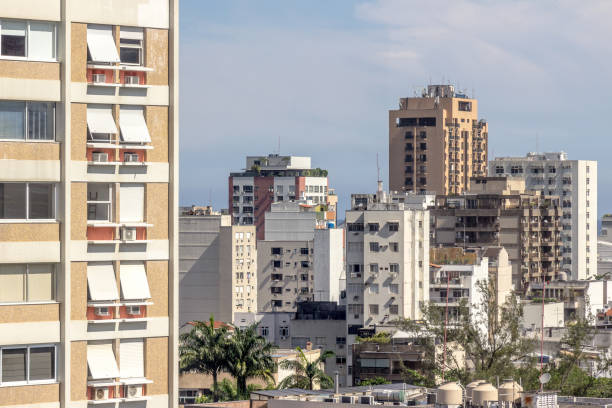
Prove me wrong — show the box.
[493,151,569,161]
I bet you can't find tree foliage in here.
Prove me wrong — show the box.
[359,376,391,386]
[278,347,335,390]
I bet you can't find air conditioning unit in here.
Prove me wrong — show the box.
[126,305,141,315]
[341,396,357,404]
[125,75,140,85]
[95,306,110,316]
[323,397,339,403]
[122,227,137,241]
[92,73,106,83]
[92,152,108,163]
[360,396,375,405]
[124,152,139,162]
[94,387,109,401]
[125,385,143,398]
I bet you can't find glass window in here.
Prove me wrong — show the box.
[0,346,56,384]
[0,183,27,219]
[27,102,54,140]
[2,348,26,382]
[28,22,55,60]
[1,20,26,57]
[119,27,143,65]
[29,183,54,219]
[0,101,25,139]
[29,346,54,381]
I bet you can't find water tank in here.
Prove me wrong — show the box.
[466,380,486,401]
[498,380,523,403]
[472,383,498,406]
[436,382,463,405]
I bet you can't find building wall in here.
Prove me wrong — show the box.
[313,229,344,302]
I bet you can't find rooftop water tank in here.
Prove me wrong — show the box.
[498,380,523,403]
[437,382,463,405]
[473,383,498,406]
[466,380,486,401]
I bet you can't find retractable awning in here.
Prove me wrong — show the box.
[87,25,120,63]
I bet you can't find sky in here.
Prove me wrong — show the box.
[179,0,612,218]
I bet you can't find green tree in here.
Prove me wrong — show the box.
[179,316,228,402]
[277,347,335,390]
[225,323,276,399]
[359,377,391,386]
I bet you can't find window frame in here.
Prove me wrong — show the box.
[0,344,57,385]
[0,101,56,142]
[0,263,56,304]
[0,182,57,222]
[0,19,57,62]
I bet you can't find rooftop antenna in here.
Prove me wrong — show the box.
[208,188,212,207]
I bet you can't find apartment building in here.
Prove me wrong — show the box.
[0,2,178,407]
[432,177,563,289]
[345,188,430,381]
[490,152,597,280]
[179,208,257,325]
[229,154,333,239]
[389,84,488,195]
[258,203,344,313]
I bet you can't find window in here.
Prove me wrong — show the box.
[272,300,282,308]
[369,304,379,315]
[369,242,379,252]
[347,223,364,232]
[0,183,55,220]
[0,345,56,384]
[388,222,399,232]
[405,131,413,139]
[368,223,379,232]
[389,304,399,315]
[87,342,119,380]
[458,101,472,111]
[119,183,144,222]
[261,326,269,336]
[0,264,55,303]
[336,356,346,365]
[389,242,399,252]
[495,166,504,174]
[300,247,309,255]
[119,339,144,379]
[369,284,379,294]
[0,101,55,141]
[87,183,112,221]
[336,337,346,345]
[272,260,281,268]
[119,262,151,300]
[1,20,25,57]
[87,263,119,302]
[119,27,143,65]
[0,20,56,60]
[271,247,282,255]
[420,142,427,150]
[301,261,310,268]
[389,284,399,294]
[119,106,151,143]
[370,264,379,273]
[279,326,289,336]
[389,264,399,273]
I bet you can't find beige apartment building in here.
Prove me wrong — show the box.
[179,208,257,325]
[389,84,488,195]
[0,2,178,408]
[432,177,562,289]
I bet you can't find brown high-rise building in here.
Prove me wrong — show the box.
[389,85,488,195]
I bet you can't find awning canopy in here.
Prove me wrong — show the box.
[87,105,118,134]
[87,343,120,380]
[120,263,151,300]
[119,339,144,378]
[87,25,120,63]
[87,263,119,301]
[119,107,151,143]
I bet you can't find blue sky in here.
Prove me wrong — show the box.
[179,0,612,218]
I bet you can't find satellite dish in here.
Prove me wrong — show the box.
[539,373,551,384]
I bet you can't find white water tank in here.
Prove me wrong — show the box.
[472,383,498,406]
[436,382,463,406]
[498,380,523,403]
[466,380,486,402]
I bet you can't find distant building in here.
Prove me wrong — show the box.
[490,152,597,280]
[228,154,334,240]
[389,84,488,195]
[432,177,563,289]
[179,210,256,325]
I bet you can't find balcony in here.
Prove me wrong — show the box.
[87,380,152,404]
[87,225,151,245]
[86,303,152,325]
[87,64,153,90]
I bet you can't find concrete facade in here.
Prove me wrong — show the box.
[389,85,488,195]
[0,1,179,407]
[490,152,597,280]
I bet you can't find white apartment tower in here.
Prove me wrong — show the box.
[0,2,179,407]
[490,152,597,280]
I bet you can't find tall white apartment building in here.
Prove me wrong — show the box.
[0,2,179,407]
[490,152,597,280]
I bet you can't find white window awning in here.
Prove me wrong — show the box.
[120,263,151,300]
[87,105,118,134]
[87,263,119,301]
[120,339,144,379]
[87,25,120,63]
[119,106,151,143]
[87,343,120,380]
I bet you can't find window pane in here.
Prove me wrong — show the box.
[0,101,25,139]
[1,21,26,57]
[2,348,26,382]
[0,183,27,219]
[27,103,54,140]
[120,47,141,64]
[28,22,55,60]
[29,184,54,219]
[29,347,55,381]
[0,264,26,302]
[27,264,54,301]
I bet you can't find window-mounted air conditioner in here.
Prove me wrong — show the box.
[92,152,109,163]
[124,152,139,162]
[94,387,109,401]
[125,75,140,85]
[125,385,143,398]
[126,305,141,315]
[122,227,137,241]
[92,73,106,83]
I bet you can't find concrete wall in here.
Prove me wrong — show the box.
[313,229,344,302]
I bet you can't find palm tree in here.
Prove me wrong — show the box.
[179,316,228,402]
[278,347,335,390]
[225,323,276,399]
